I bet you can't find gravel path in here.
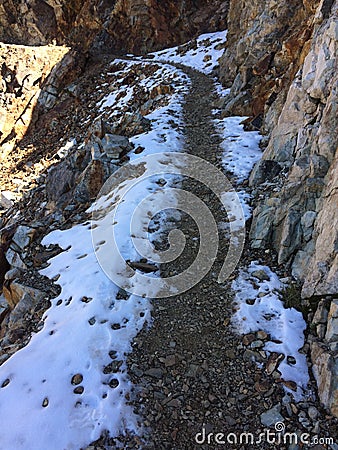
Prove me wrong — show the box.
[86,68,336,450]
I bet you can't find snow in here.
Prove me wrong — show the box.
[0,27,310,448]
[148,30,227,74]
[0,59,189,449]
[232,262,309,399]
[215,116,262,182]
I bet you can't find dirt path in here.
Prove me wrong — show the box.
[108,68,292,449]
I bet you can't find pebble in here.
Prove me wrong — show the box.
[145,368,163,379]
[308,405,319,420]
[251,269,270,281]
[260,404,284,427]
[71,374,83,385]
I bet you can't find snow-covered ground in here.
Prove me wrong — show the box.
[232,262,309,400]
[0,28,310,448]
[0,60,189,449]
[148,30,227,74]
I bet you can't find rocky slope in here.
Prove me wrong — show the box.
[219,0,338,415]
[0,0,228,53]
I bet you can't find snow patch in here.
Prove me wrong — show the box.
[232,262,309,399]
[148,30,227,74]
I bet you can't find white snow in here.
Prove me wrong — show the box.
[214,116,262,182]
[0,59,189,449]
[148,30,227,74]
[232,262,309,399]
[0,26,310,448]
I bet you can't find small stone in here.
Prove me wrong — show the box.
[186,364,199,378]
[109,379,119,388]
[254,380,270,393]
[282,380,298,391]
[287,356,297,365]
[71,374,83,385]
[260,404,284,427]
[164,355,177,367]
[257,330,268,340]
[266,352,284,375]
[243,333,255,346]
[166,398,181,408]
[252,269,270,281]
[224,415,236,426]
[308,406,319,420]
[130,364,143,377]
[251,340,264,349]
[73,386,84,394]
[1,378,10,388]
[243,349,264,362]
[145,368,163,379]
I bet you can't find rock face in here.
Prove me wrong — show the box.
[0,43,69,154]
[0,0,229,54]
[219,0,320,127]
[220,0,338,415]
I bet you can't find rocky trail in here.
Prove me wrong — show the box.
[0,28,337,450]
[91,67,337,449]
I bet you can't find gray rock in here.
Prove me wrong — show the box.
[250,205,275,248]
[307,406,319,421]
[312,299,330,325]
[301,211,317,242]
[278,210,302,264]
[12,226,36,251]
[145,368,163,379]
[260,404,284,427]
[100,134,131,159]
[250,160,282,186]
[9,292,43,325]
[6,248,26,270]
[325,300,338,343]
[311,341,338,417]
[251,269,270,281]
[0,191,15,209]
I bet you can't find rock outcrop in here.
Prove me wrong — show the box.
[0,0,229,54]
[0,43,69,153]
[220,0,337,415]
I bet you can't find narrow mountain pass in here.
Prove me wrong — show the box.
[107,67,293,450]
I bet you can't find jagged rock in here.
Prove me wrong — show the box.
[45,158,77,208]
[11,226,36,251]
[0,191,15,209]
[0,1,228,54]
[301,211,317,242]
[219,0,318,122]
[100,134,132,159]
[260,404,284,427]
[245,0,338,299]
[249,160,281,185]
[3,280,44,309]
[5,248,26,270]
[73,160,105,203]
[250,205,275,248]
[325,300,338,343]
[278,210,302,264]
[0,246,10,288]
[0,295,9,323]
[0,43,68,147]
[311,340,338,417]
